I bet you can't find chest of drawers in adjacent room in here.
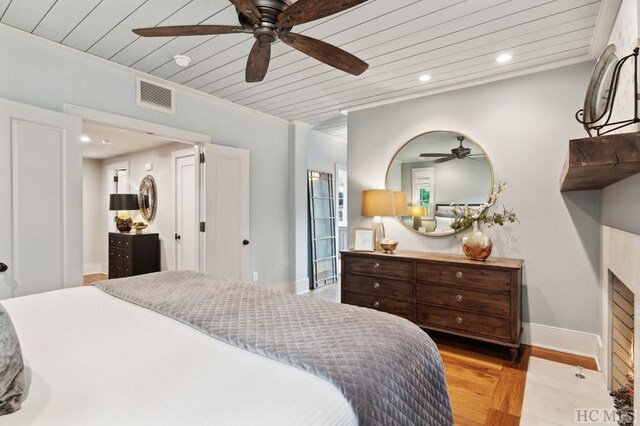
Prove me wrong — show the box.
[108,233,160,279]
[341,250,523,362]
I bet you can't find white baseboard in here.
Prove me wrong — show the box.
[523,322,603,370]
[83,262,106,275]
[295,278,309,295]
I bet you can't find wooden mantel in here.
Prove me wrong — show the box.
[560,131,640,192]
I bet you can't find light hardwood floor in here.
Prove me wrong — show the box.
[87,275,598,425]
[83,273,107,286]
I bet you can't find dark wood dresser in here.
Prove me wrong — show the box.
[341,250,524,362]
[108,233,160,279]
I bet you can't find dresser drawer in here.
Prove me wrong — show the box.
[122,249,132,263]
[416,304,510,341]
[417,263,511,292]
[122,237,132,249]
[343,273,414,301]
[344,256,413,280]
[417,283,510,318]
[108,246,118,259]
[109,234,122,247]
[343,291,414,321]
[123,262,133,277]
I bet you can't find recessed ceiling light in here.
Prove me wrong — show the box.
[174,55,191,67]
[419,74,432,82]
[80,135,91,142]
[496,53,512,64]
[102,139,112,145]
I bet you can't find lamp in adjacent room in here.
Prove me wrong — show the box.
[407,206,427,231]
[109,194,139,233]
[362,189,395,251]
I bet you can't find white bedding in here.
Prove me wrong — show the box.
[0,287,356,426]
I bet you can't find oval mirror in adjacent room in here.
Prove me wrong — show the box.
[385,130,494,237]
[138,175,157,221]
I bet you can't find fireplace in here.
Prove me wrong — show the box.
[611,275,634,390]
[610,274,634,424]
[602,226,640,424]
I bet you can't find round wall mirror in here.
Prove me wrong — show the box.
[385,131,494,237]
[138,175,157,221]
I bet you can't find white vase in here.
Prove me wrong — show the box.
[462,220,492,261]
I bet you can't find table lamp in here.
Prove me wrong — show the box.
[407,206,427,230]
[393,191,408,216]
[362,189,395,251]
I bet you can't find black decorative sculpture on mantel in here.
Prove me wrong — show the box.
[576,46,639,137]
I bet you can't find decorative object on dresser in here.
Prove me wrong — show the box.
[450,181,518,261]
[386,130,494,237]
[341,249,523,363]
[352,228,374,252]
[109,194,139,233]
[361,189,395,251]
[138,175,157,221]
[108,233,160,279]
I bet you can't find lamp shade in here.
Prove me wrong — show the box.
[393,191,408,216]
[407,206,427,217]
[109,194,139,211]
[362,190,395,217]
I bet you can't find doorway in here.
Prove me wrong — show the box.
[69,105,251,285]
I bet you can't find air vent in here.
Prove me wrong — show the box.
[136,77,175,114]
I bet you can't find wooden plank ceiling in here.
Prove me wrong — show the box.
[1,0,608,139]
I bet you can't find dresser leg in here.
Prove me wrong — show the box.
[510,347,519,365]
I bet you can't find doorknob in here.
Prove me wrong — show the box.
[0,263,7,273]
[175,234,181,241]
[242,240,250,246]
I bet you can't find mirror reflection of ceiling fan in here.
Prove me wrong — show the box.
[419,136,485,164]
[132,0,370,83]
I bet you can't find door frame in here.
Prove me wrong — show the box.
[65,105,211,273]
[172,148,199,271]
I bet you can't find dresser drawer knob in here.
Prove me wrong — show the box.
[456,295,463,302]
[373,262,380,269]
[455,271,464,279]
[456,316,464,324]
[373,282,380,289]
[373,301,380,308]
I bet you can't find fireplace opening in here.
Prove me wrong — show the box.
[610,273,634,425]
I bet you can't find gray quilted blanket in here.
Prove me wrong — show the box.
[95,271,453,425]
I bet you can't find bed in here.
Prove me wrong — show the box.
[0,271,453,425]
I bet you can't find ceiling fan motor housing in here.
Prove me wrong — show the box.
[238,0,292,40]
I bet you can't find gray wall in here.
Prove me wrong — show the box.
[348,62,602,335]
[0,26,291,287]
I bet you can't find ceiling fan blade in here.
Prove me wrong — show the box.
[133,25,247,37]
[419,153,450,157]
[277,0,368,27]
[228,0,262,26]
[434,155,456,164]
[280,33,368,76]
[246,39,271,83]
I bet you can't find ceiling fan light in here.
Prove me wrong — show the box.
[174,55,191,67]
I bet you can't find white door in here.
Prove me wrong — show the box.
[0,98,83,299]
[175,152,197,271]
[203,144,250,281]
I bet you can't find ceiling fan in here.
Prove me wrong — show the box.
[132,0,370,83]
[419,136,485,164]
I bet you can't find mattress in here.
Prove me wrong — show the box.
[0,286,356,426]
